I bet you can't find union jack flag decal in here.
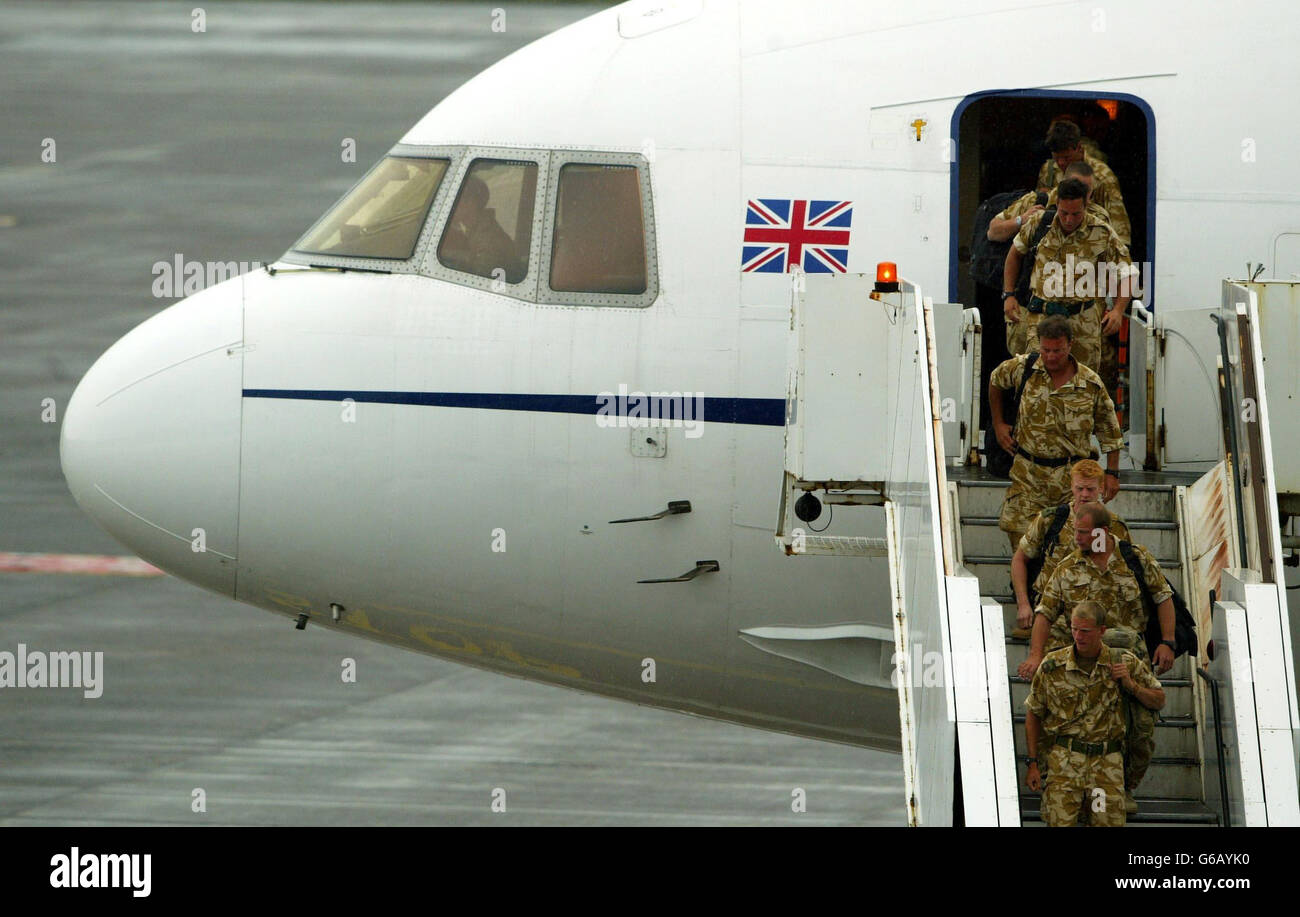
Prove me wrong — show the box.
[741,198,852,273]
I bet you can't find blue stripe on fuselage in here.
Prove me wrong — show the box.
[242,389,786,426]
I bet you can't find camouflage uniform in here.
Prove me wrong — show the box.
[1035,542,1172,652]
[997,191,1043,353]
[1018,504,1130,600]
[1035,541,1172,790]
[1102,625,1161,793]
[1012,206,1134,374]
[1026,643,1156,826]
[1037,136,1110,184]
[1033,145,1130,426]
[1099,331,1121,417]
[1006,309,1029,357]
[1036,150,1130,246]
[997,192,1113,231]
[1018,508,1130,785]
[989,355,1123,548]
[1000,199,1113,358]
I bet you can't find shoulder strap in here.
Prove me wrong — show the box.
[1026,500,1071,607]
[1005,352,1039,437]
[1116,540,1155,612]
[1028,208,1056,251]
[1014,352,1039,407]
[1015,211,1055,301]
[1044,502,1070,548]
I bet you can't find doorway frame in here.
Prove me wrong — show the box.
[948,88,1158,309]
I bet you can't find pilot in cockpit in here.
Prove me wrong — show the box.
[441,175,526,284]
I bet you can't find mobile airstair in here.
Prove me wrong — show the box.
[776,270,1300,826]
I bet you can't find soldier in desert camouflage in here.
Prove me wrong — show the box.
[1036,118,1134,403]
[1023,501,1179,812]
[988,318,1123,554]
[1025,601,1164,826]
[987,162,1116,357]
[987,161,1114,248]
[1008,459,1130,639]
[1036,119,1130,247]
[1001,178,1134,376]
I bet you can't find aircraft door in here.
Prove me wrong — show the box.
[560,403,734,711]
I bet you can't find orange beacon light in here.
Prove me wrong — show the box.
[874,261,899,293]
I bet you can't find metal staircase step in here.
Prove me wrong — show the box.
[1006,671,1194,689]
[966,553,1181,567]
[1016,753,1200,766]
[952,479,1178,521]
[965,555,1184,597]
[1011,714,1199,757]
[1013,750,1203,798]
[959,516,1180,558]
[1017,794,1220,825]
[962,516,1178,529]
[949,464,1215,826]
[1007,675,1196,720]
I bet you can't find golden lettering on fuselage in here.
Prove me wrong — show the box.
[410,622,483,656]
[264,588,312,613]
[408,623,583,679]
[339,601,583,680]
[484,636,582,680]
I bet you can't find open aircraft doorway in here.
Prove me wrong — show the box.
[951,90,1154,431]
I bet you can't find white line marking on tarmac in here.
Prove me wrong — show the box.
[0,552,163,575]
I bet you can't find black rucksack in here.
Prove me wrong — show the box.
[1025,503,1071,605]
[969,189,1031,289]
[1015,207,1055,303]
[982,351,1038,478]
[1116,539,1199,659]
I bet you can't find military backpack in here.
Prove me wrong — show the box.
[983,352,1038,479]
[1115,539,1199,659]
[1026,503,1072,606]
[969,189,1032,290]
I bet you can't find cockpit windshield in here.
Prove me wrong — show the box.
[293,156,448,260]
[437,158,538,285]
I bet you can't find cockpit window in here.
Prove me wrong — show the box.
[549,164,646,295]
[293,156,448,260]
[437,159,538,285]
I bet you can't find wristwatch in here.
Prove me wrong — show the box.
[1015,215,1023,228]
[1104,469,1119,478]
[1001,291,1017,301]
[1160,639,1177,651]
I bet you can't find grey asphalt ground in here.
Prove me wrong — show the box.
[0,1,905,826]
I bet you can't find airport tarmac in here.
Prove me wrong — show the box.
[0,1,906,826]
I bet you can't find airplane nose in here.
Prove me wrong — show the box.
[61,279,245,597]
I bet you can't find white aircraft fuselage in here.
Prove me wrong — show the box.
[60,0,1300,752]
